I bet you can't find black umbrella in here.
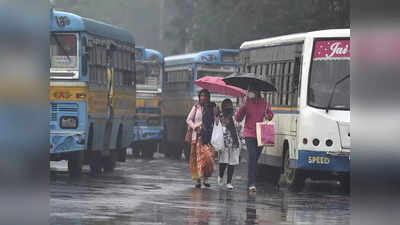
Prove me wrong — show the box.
[223,72,277,92]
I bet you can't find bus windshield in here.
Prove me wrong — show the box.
[50,33,78,69]
[136,63,161,90]
[308,39,350,110]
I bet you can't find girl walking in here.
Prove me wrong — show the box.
[217,99,241,190]
[235,87,273,192]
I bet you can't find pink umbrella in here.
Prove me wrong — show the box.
[194,76,246,97]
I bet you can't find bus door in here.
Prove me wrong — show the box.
[104,45,115,149]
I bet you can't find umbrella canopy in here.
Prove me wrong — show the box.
[223,72,276,92]
[194,76,246,98]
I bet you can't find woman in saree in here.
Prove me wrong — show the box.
[186,89,217,188]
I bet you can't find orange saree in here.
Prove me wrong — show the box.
[190,137,215,180]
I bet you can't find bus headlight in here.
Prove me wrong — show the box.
[60,116,78,129]
[312,138,320,146]
[325,139,333,147]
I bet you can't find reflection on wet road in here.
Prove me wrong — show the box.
[50,158,350,225]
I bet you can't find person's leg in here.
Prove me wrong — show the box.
[246,138,257,188]
[190,142,201,188]
[219,163,227,178]
[253,145,263,181]
[227,165,234,184]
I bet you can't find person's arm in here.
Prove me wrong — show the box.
[186,105,198,129]
[235,103,247,122]
[265,103,274,121]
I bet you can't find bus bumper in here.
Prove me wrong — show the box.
[50,131,85,154]
[292,149,350,172]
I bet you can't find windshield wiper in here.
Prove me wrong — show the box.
[325,74,350,113]
[51,35,72,64]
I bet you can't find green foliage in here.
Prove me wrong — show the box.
[51,0,350,55]
[165,0,350,53]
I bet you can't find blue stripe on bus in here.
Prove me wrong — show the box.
[297,149,350,172]
[272,110,300,114]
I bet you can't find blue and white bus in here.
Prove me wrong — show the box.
[239,29,350,191]
[163,49,239,159]
[132,47,165,158]
[50,9,136,176]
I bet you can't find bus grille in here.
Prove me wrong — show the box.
[50,103,79,121]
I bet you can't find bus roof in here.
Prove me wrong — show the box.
[165,49,239,66]
[136,47,164,62]
[50,9,134,44]
[240,29,350,50]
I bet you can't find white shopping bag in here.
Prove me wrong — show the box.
[211,121,224,151]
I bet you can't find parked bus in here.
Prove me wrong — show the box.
[50,9,136,176]
[239,29,350,191]
[163,49,239,159]
[132,47,165,158]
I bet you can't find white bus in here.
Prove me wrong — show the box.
[239,29,350,191]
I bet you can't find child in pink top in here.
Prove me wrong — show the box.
[235,88,273,192]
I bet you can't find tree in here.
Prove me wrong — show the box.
[164,0,350,54]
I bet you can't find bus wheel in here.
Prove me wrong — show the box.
[116,127,126,162]
[266,165,281,185]
[103,151,117,173]
[68,150,84,177]
[130,143,141,158]
[284,150,305,192]
[89,151,103,176]
[118,148,127,162]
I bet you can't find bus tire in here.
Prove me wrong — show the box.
[283,150,305,192]
[68,150,84,177]
[103,151,117,173]
[116,126,126,162]
[87,126,102,175]
[118,148,127,162]
[89,151,103,176]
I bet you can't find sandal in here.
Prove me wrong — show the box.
[203,178,211,187]
[195,180,201,188]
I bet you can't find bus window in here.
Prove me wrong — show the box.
[136,64,146,85]
[147,64,161,87]
[50,34,78,69]
[308,39,350,110]
[136,63,161,89]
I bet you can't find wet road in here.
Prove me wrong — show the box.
[50,157,350,225]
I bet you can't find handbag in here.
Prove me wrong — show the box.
[185,105,198,143]
[211,120,224,151]
[256,121,275,147]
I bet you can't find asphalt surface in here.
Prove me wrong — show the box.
[50,157,350,225]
